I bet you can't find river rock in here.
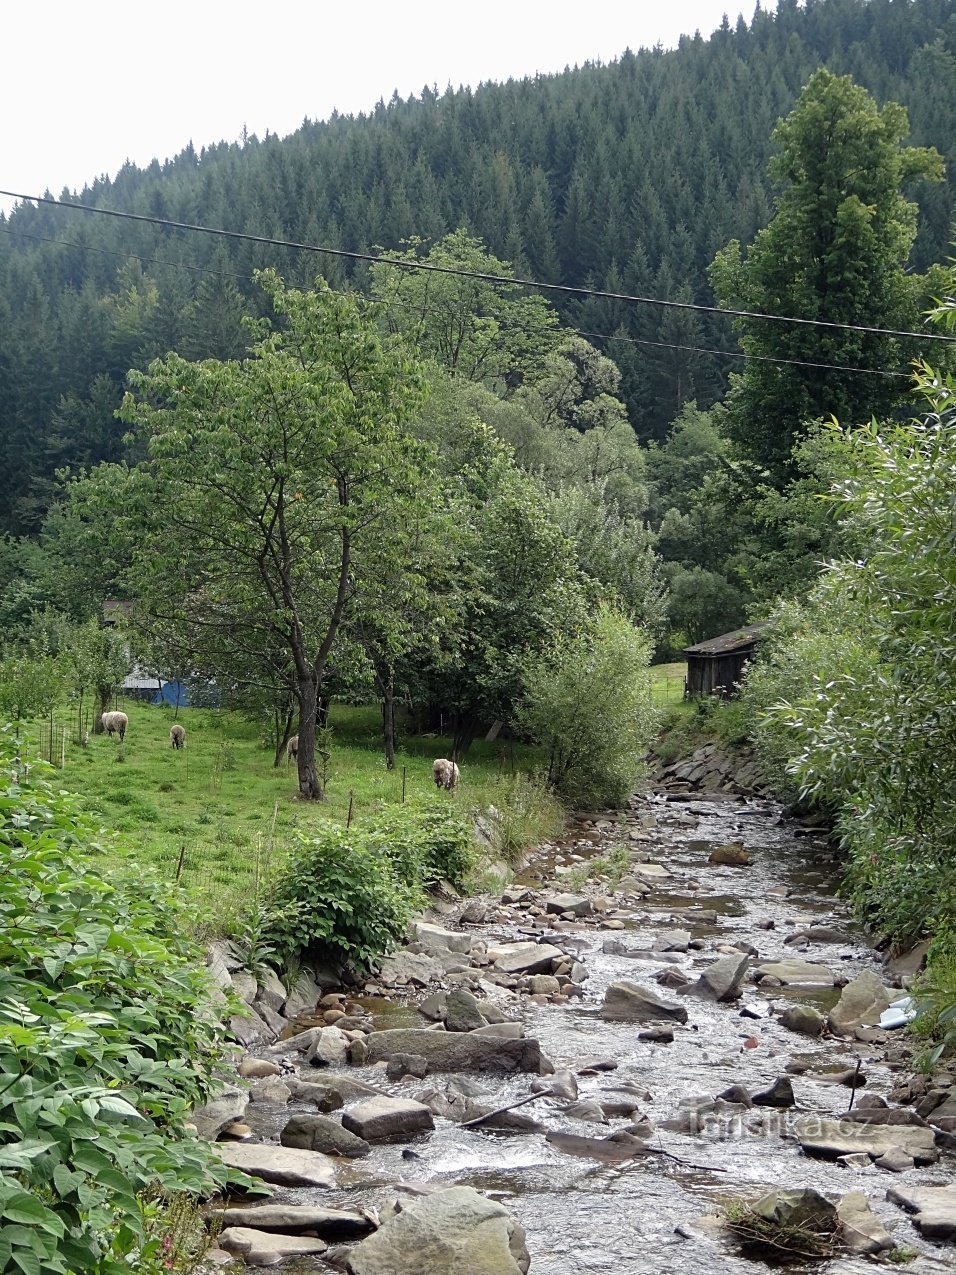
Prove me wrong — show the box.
[378,950,444,986]
[346,1185,530,1275]
[753,1077,795,1108]
[526,975,560,996]
[487,941,564,975]
[754,959,835,986]
[230,1006,275,1047]
[306,1025,351,1067]
[545,893,592,917]
[601,980,689,1023]
[341,1096,435,1143]
[280,1113,371,1157]
[215,1204,376,1238]
[691,952,749,1001]
[545,1130,646,1162]
[924,1093,956,1131]
[780,1005,826,1037]
[534,1070,577,1100]
[873,1147,915,1172]
[214,1142,338,1187]
[828,970,892,1037]
[238,1057,281,1080]
[219,1226,327,1265]
[284,967,322,1017]
[191,1087,248,1140]
[359,1028,542,1074]
[639,1026,674,1042]
[248,1079,291,1104]
[410,922,473,954]
[445,989,488,1032]
[793,1117,938,1165]
[655,930,691,952]
[886,1183,956,1240]
[631,862,672,881]
[286,1076,381,1108]
[708,842,751,866]
[835,1191,894,1254]
[386,1053,429,1080]
[751,1187,837,1230]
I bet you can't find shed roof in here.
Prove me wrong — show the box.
[682,621,770,658]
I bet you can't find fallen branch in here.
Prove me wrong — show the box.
[460,1090,551,1128]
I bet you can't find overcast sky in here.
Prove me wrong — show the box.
[3,2,775,214]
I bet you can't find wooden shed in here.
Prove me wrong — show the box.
[683,622,769,699]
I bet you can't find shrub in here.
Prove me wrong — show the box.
[517,605,658,808]
[366,800,477,891]
[0,733,237,1274]
[467,772,565,866]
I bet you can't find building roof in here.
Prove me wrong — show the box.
[682,622,770,658]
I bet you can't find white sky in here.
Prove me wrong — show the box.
[2,2,775,215]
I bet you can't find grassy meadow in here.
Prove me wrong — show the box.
[16,702,550,935]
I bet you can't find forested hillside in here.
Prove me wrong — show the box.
[1,0,954,538]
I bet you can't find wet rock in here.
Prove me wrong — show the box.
[807,925,853,944]
[718,1085,753,1108]
[341,1096,434,1144]
[779,1005,826,1037]
[655,929,691,952]
[533,1070,577,1100]
[691,952,749,1002]
[346,1185,530,1275]
[655,967,692,990]
[359,1028,542,1074]
[445,989,487,1032]
[248,1080,291,1104]
[410,922,473,954]
[835,1191,894,1255]
[215,1205,376,1239]
[306,1026,351,1067]
[751,1187,837,1231]
[752,1077,795,1108]
[873,1147,915,1173]
[214,1142,338,1187]
[238,1057,281,1080]
[639,1026,674,1043]
[563,1099,608,1123]
[926,1094,956,1131]
[793,1117,938,1165]
[487,941,564,975]
[601,980,689,1023]
[708,843,751,866]
[545,893,592,917]
[284,968,322,1017]
[828,971,892,1038]
[576,1057,619,1074]
[280,1113,371,1158]
[191,1087,248,1140]
[286,1076,380,1108]
[386,1053,429,1081]
[886,1183,956,1240]
[219,1225,328,1265]
[545,1130,646,1162]
[754,959,835,987]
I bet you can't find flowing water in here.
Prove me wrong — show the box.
[239,789,956,1274]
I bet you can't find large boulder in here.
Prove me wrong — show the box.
[219,1226,327,1265]
[487,941,564,975]
[191,1087,248,1140]
[445,989,488,1032]
[886,1184,956,1241]
[346,1186,530,1275]
[214,1204,375,1239]
[214,1142,338,1187]
[410,922,473,954]
[828,970,892,1037]
[358,1028,542,1074]
[779,1005,826,1037]
[691,953,749,1002]
[341,1096,435,1143]
[793,1117,938,1166]
[836,1192,895,1255]
[600,980,688,1023]
[280,1113,371,1157]
[754,959,835,986]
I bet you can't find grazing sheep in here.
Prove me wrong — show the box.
[170,723,186,750]
[101,710,129,741]
[286,734,299,764]
[432,758,460,791]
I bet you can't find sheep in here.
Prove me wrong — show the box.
[432,758,460,791]
[101,710,129,741]
[286,734,299,764]
[170,723,186,750]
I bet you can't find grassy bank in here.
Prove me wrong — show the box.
[16,703,549,936]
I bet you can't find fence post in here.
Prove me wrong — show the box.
[347,790,354,828]
[401,766,406,804]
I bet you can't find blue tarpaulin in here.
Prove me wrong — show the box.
[150,680,190,708]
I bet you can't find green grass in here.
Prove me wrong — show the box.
[650,662,687,706]
[16,703,548,935]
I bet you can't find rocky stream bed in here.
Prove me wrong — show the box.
[196,769,956,1274]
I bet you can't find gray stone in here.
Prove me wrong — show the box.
[487,941,564,975]
[341,1096,435,1143]
[214,1142,337,1187]
[836,1192,895,1254]
[655,929,691,952]
[284,968,322,1018]
[692,952,749,1002]
[238,1057,281,1080]
[526,974,561,996]
[346,1186,529,1275]
[563,1099,607,1123]
[755,959,835,987]
[191,1087,248,1140]
[793,1117,938,1165]
[828,970,892,1038]
[230,970,258,1005]
[445,989,487,1032]
[229,1006,275,1047]
[545,1130,647,1162]
[886,1184,956,1240]
[873,1147,915,1173]
[248,1080,291,1104]
[359,1028,542,1074]
[708,842,751,866]
[631,862,672,881]
[306,1026,351,1067]
[410,922,473,954]
[545,894,593,917]
[751,1187,836,1231]
[378,950,444,986]
[639,1026,674,1043]
[753,1077,795,1108]
[601,980,689,1023]
[419,991,448,1021]
[536,1070,577,1100]
[281,1113,371,1157]
[780,1005,826,1037]
[255,967,287,1014]
[925,1094,956,1131]
[219,1226,327,1265]
[214,1205,375,1239]
[471,1022,524,1039]
[386,1053,429,1080]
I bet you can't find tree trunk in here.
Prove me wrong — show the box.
[295,675,324,800]
[94,687,111,734]
[273,701,296,768]
[382,680,396,771]
[452,712,480,759]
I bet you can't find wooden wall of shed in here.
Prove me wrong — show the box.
[685,652,750,699]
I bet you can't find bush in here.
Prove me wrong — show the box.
[0,734,236,1274]
[467,772,565,866]
[366,800,477,891]
[517,605,658,808]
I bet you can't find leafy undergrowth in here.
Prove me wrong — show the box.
[0,732,241,1274]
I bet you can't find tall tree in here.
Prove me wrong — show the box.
[710,69,944,480]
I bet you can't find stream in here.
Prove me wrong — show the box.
[226,783,956,1274]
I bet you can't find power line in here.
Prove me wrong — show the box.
[0,223,912,382]
[3,187,954,345]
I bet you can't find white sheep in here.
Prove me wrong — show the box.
[287,734,299,764]
[101,710,129,741]
[432,758,460,791]
[170,723,186,750]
